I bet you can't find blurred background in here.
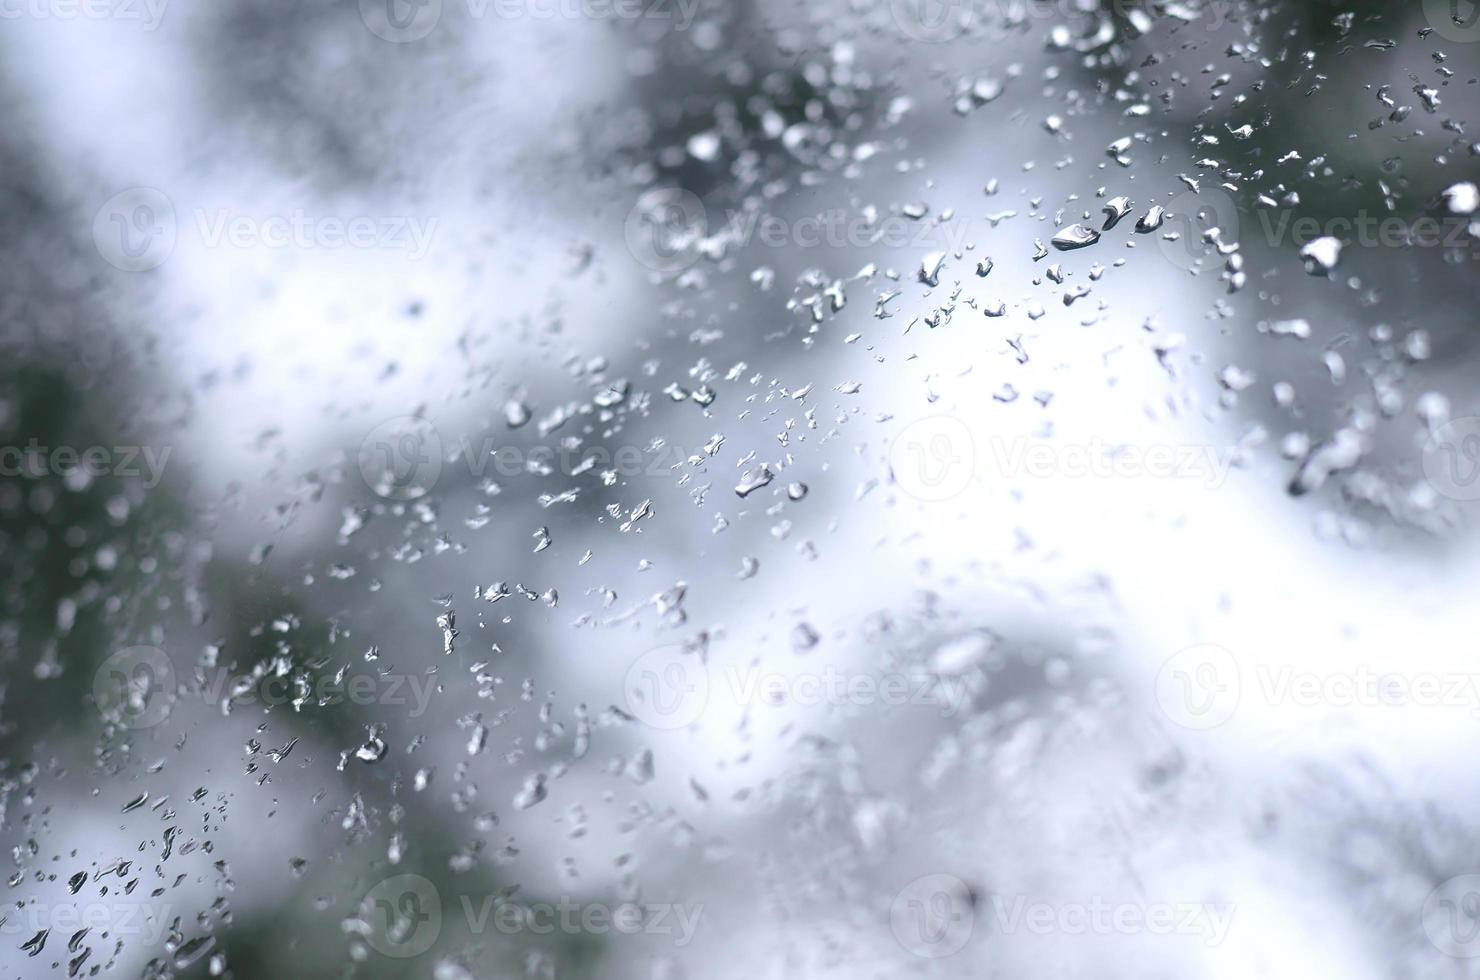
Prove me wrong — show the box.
[1,0,1479,976]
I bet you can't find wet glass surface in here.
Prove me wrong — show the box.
[1,1,1480,977]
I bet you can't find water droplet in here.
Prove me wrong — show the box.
[173,936,215,970]
[513,773,548,810]
[735,465,773,498]
[1266,318,1311,339]
[355,732,387,763]
[21,929,47,957]
[1051,225,1100,250]
[931,633,994,674]
[686,131,721,162]
[504,400,531,428]
[919,251,946,287]
[791,622,820,652]
[1441,181,1478,216]
[1101,196,1133,230]
[1300,236,1342,275]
